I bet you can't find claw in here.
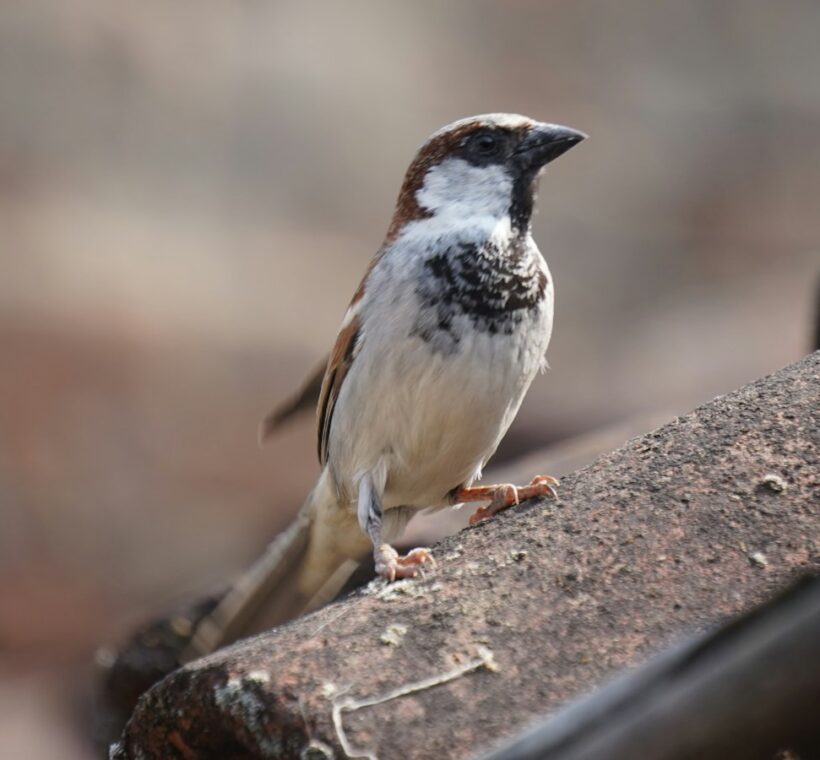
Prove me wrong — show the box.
[375,544,434,582]
[530,475,559,487]
[466,475,559,525]
[528,475,559,499]
[468,506,492,525]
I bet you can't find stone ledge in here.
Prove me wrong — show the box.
[112,352,819,760]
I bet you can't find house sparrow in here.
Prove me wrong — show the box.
[186,113,585,658]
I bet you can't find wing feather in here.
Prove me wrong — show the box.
[316,311,362,464]
[262,251,382,461]
[259,359,327,443]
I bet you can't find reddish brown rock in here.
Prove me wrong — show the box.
[112,352,819,760]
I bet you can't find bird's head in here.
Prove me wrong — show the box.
[387,113,586,240]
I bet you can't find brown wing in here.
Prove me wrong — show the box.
[315,246,389,464]
[316,311,362,465]
[259,359,327,444]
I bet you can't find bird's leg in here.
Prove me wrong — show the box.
[358,472,434,582]
[452,475,559,525]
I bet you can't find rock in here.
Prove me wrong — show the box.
[113,352,820,759]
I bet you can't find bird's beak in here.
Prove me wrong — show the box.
[515,123,587,169]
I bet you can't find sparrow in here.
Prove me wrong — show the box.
[186,113,586,658]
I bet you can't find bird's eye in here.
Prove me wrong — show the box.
[472,132,499,156]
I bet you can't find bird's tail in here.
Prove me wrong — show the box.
[183,472,365,661]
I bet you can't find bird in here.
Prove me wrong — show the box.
[185,113,586,659]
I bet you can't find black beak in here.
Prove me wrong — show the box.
[515,123,587,169]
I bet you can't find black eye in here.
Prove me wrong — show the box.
[472,132,499,156]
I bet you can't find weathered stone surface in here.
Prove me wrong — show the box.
[113,353,819,760]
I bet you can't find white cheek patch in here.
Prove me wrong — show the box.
[416,158,513,222]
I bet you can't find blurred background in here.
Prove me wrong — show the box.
[1,1,818,757]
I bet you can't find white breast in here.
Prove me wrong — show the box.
[326,227,553,512]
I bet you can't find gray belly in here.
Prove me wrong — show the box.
[329,306,549,510]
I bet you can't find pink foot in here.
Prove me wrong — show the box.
[468,475,559,525]
[375,545,435,582]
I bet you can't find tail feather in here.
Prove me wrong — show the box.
[183,476,365,662]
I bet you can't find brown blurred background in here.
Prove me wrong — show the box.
[1,1,818,757]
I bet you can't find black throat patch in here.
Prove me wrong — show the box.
[412,238,547,352]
